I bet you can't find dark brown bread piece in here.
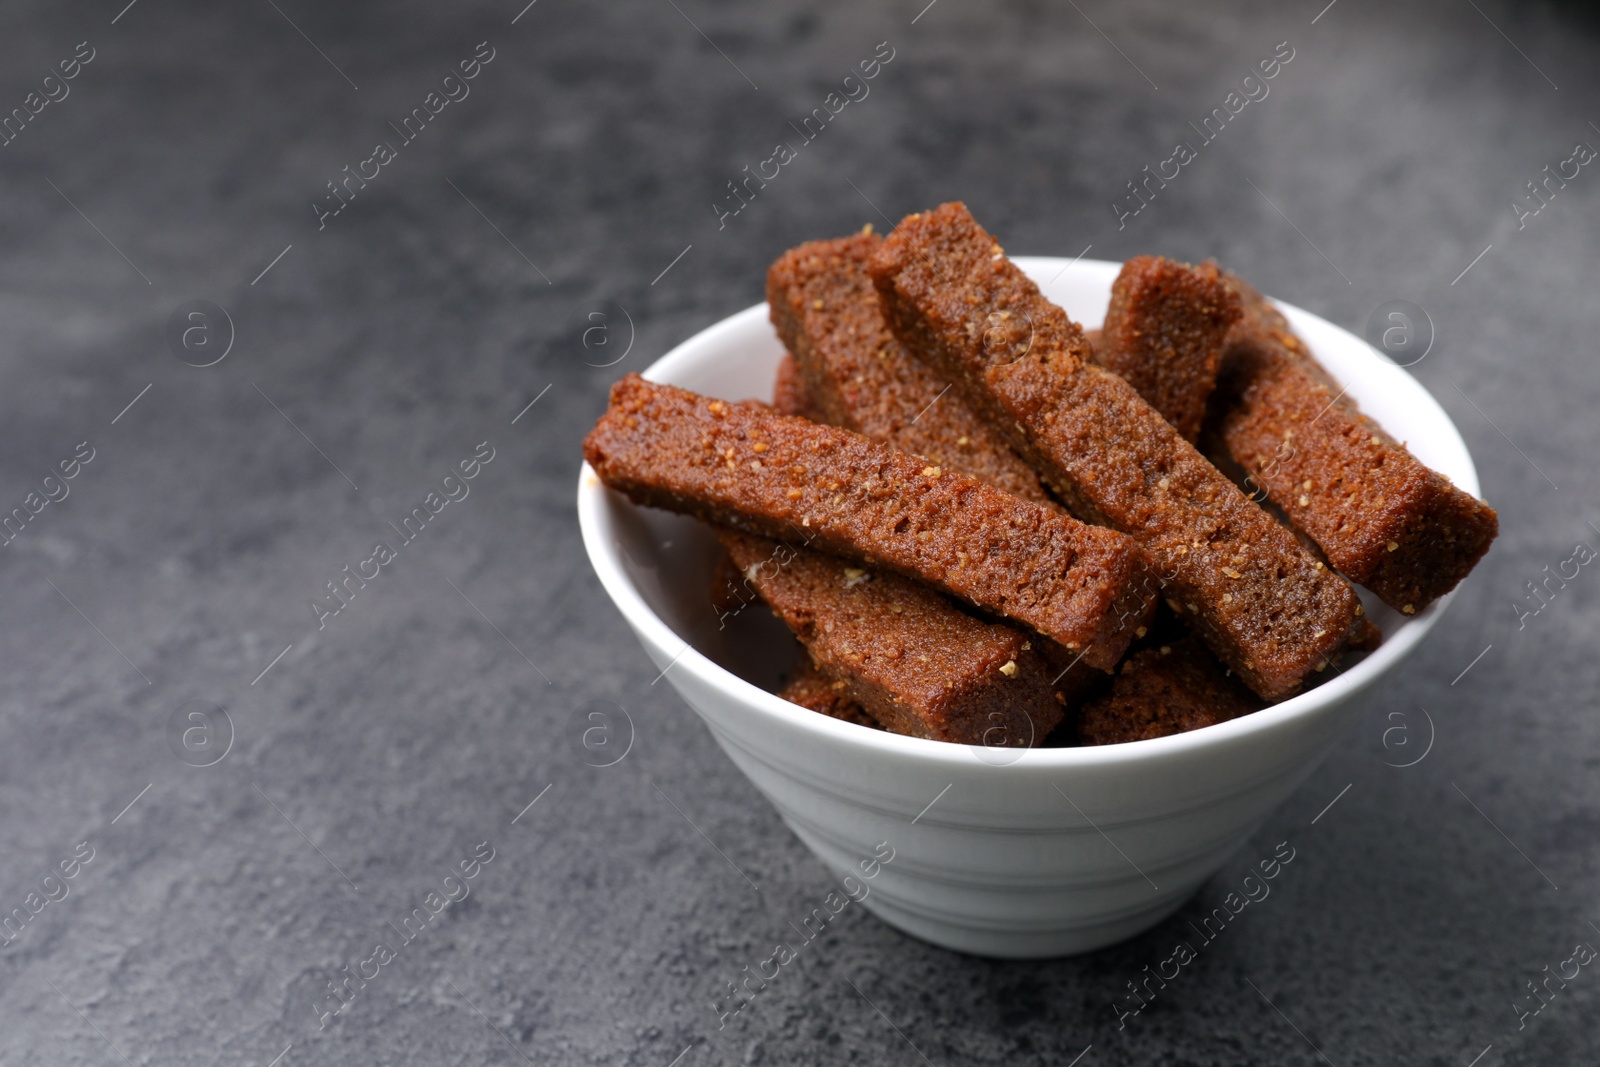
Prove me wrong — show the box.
[1207,267,1498,615]
[1348,617,1384,652]
[773,353,815,419]
[584,375,1155,669]
[1095,256,1241,443]
[1078,636,1263,745]
[778,660,880,729]
[868,202,1359,701]
[767,232,1052,503]
[722,530,1063,745]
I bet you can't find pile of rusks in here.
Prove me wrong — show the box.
[584,202,1498,748]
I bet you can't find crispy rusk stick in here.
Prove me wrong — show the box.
[868,201,1358,700]
[1207,267,1498,615]
[584,375,1154,669]
[721,530,1063,744]
[1094,255,1241,442]
[778,660,881,729]
[772,353,816,419]
[1077,636,1263,745]
[767,232,1052,503]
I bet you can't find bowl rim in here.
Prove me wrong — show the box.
[576,255,1477,770]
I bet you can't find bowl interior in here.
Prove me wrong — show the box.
[579,257,1481,763]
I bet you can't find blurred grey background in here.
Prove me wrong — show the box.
[0,1,1595,1064]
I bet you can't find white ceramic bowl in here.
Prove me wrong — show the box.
[576,257,1480,958]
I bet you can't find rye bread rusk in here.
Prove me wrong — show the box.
[778,659,881,730]
[584,375,1155,669]
[867,201,1359,701]
[721,530,1063,745]
[1206,266,1498,615]
[772,352,816,420]
[767,232,1051,503]
[1077,636,1262,745]
[1095,255,1241,443]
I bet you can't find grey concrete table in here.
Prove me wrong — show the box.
[0,1,1595,1063]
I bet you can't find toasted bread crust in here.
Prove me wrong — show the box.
[772,353,816,419]
[1095,255,1240,443]
[722,530,1063,745]
[778,660,880,729]
[1078,636,1262,745]
[1206,266,1498,614]
[584,375,1155,669]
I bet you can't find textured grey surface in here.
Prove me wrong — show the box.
[0,0,1596,1064]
